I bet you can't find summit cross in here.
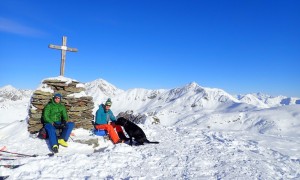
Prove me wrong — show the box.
[48,36,78,76]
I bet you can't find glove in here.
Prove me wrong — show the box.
[53,123,62,129]
[53,121,66,129]
[61,120,67,128]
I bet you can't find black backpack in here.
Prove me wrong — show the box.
[37,127,48,139]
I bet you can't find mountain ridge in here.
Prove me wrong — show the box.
[1,78,299,109]
[0,77,299,135]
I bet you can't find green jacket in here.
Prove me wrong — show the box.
[43,99,69,124]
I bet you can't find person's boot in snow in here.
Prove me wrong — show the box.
[52,145,58,153]
[58,139,68,147]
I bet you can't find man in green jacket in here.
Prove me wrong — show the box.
[43,93,74,153]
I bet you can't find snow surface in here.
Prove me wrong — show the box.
[0,78,300,179]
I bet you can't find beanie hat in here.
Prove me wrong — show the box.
[105,98,112,106]
[53,93,62,99]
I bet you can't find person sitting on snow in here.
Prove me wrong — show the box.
[43,93,74,153]
[94,98,127,144]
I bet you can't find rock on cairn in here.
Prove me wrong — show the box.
[28,77,94,133]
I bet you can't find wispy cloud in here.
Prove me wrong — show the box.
[0,17,47,37]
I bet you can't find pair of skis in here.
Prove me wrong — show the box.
[0,146,24,174]
[0,146,55,179]
[0,146,54,169]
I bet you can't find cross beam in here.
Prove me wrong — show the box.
[48,36,78,76]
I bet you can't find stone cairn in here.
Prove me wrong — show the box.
[28,78,94,133]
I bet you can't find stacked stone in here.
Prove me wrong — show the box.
[28,78,94,133]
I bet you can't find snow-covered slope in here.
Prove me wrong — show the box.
[0,79,300,179]
[0,85,32,126]
[0,106,299,179]
[237,94,269,108]
[173,105,300,136]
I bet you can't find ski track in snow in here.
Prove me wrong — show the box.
[1,121,300,179]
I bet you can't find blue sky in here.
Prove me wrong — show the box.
[0,0,299,97]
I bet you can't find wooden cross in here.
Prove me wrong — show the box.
[48,36,78,76]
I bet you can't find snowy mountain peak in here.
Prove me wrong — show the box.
[238,94,269,108]
[185,82,200,89]
[252,92,273,99]
[85,79,124,95]
[172,82,203,95]
[0,85,32,101]
[0,85,18,92]
[84,79,124,106]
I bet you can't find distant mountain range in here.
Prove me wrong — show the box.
[85,79,299,110]
[1,79,299,109]
[236,93,300,108]
[1,78,299,135]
